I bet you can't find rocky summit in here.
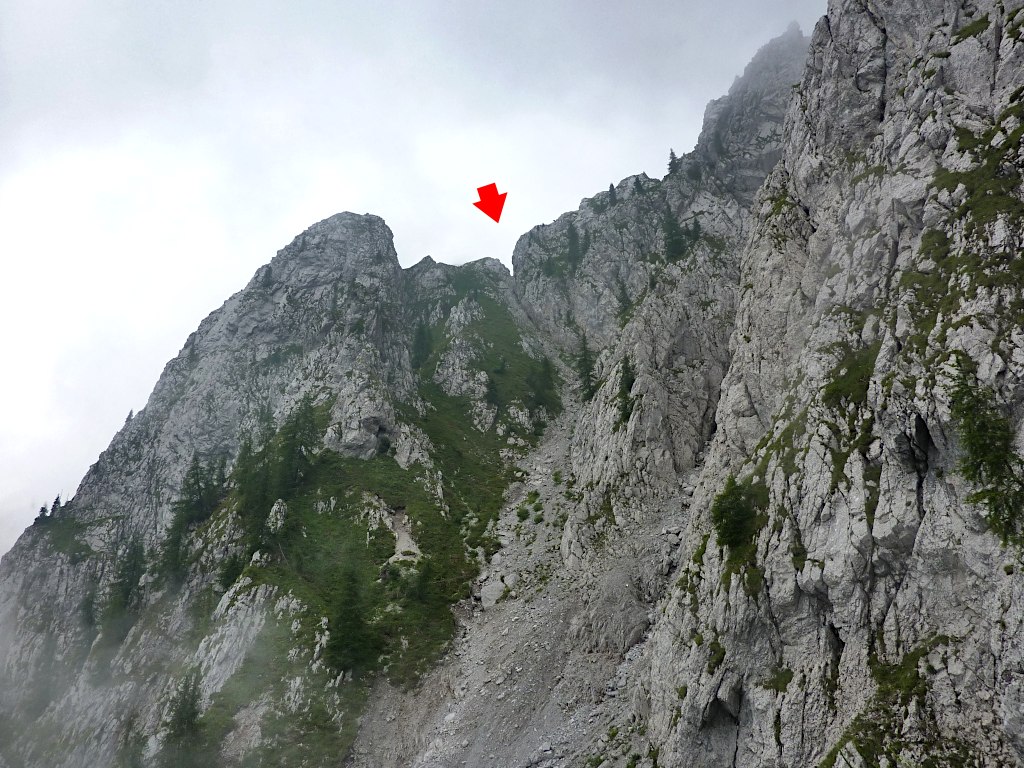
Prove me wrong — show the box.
[3,2,1024,766]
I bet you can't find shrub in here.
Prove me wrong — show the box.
[217,554,245,591]
[526,356,560,415]
[710,475,768,552]
[160,454,228,585]
[790,538,808,571]
[707,639,726,673]
[103,538,146,643]
[484,375,500,407]
[711,475,770,593]
[822,342,881,408]
[411,322,433,370]
[663,213,701,263]
[158,669,216,767]
[951,358,1024,545]
[953,13,990,44]
[324,566,384,676]
[576,334,597,401]
[761,666,794,692]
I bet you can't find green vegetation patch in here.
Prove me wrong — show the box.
[146,389,500,764]
[35,515,94,562]
[933,99,1024,235]
[952,13,990,44]
[950,357,1024,547]
[615,356,637,429]
[223,396,478,683]
[710,475,769,593]
[752,404,809,483]
[101,539,147,645]
[819,637,972,767]
[863,463,882,528]
[711,475,769,557]
[575,333,597,401]
[760,666,794,693]
[1010,9,1024,41]
[900,96,1024,367]
[662,213,705,264]
[403,266,562,545]
[410,380,515,555]
[707,638,726,673]
[399,264,564,562]
[154,618,367,768]
[411,272,561,430]
[825,415,875,493]
[466,294,561,420]
[539,221,591,277]
[851,164,886,185]
[821,341,881,409]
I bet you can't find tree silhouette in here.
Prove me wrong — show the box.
[668,148,680,174]
[576,334,596,401]
[566,222,582,268]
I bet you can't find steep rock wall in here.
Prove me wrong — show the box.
[632,1,1024,765]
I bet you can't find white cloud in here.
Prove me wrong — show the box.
[0,0,826,556]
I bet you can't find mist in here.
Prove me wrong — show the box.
[0,0,826,556]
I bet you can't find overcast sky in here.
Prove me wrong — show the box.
[0,0,825,556]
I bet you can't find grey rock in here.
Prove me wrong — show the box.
[4,5,1024,767]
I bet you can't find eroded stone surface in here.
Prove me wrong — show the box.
[3,4,1024,766]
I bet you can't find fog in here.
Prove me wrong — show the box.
[0,0,826,556]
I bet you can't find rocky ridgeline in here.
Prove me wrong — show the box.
[3,2,1024,766]
[632,1,1024,765]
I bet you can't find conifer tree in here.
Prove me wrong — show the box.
[234,435,270,547]
[105,538,146,641]
[608,183,617,206]
[577,334,596,401]
[411,322,432,370]
[526,356,559,413]
[668,148,680,174]
[158,670,211,767]
[326,566,382,675]
[566,222,582,267]
[272,395,319,500]
[485,374,500,407]
[663,208,688,263]
[34,505,48,525]
[161,454,227,584]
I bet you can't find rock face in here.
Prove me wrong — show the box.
[3,3,1024,767]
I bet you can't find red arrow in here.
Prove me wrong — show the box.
[473,183,507,223]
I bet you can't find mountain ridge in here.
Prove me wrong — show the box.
[4,3,1024,766]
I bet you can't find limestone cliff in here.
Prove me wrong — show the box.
[2,3,1024,767]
